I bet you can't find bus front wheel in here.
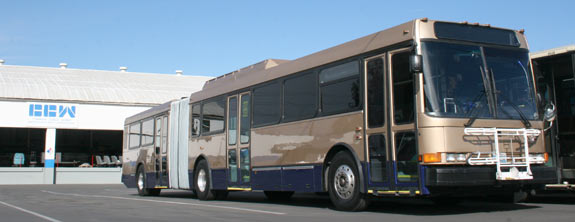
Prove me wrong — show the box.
[327,152,369,211]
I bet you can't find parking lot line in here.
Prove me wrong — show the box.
[0,200,63,222]
[40,190,286,216]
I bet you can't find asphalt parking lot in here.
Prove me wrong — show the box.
[0,184,574,222]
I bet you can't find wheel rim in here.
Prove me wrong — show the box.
[333,164,355,200]
[137,171,145,191]
[197,169,207,192]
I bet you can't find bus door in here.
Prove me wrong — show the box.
[364,54,392,191]
[541,54,575,179]
[154,116,169,187]
[388,49,419,193]
[226,92,252,189]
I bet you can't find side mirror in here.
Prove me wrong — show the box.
[409,55,423,73]
[544,102,556,122]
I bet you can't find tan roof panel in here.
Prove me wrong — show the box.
[190,20,415,103]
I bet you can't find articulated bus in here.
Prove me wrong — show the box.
[122,19,557,211]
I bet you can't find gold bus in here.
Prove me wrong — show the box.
[122,18,557,211]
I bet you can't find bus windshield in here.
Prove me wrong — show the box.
[421,41,538,120]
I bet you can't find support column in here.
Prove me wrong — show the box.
[44,128,56,184]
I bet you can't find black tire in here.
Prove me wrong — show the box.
[327,152,369,211]
[264,191,294,201]
[194,160,215,200]
[136,165,161,196]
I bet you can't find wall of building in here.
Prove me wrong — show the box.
[0,100,150,130]
[0,100,152,185]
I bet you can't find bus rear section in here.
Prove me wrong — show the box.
[121,98,191,195]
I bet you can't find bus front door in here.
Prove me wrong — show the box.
[226,93,252,189]
[364,49,420,195]
[388,49,419,194]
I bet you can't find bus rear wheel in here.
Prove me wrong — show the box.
[136,165,161,196]
[327,152,369,211]
[194,159,215,200]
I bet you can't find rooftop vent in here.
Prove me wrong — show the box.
[59,63,68,69]
[176,70,183,76]
[120,67,128,72]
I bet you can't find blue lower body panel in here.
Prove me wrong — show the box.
[281,167,315,192]
[122,174,137,188]
[252,169,282,191]
[189,164,324,193]
[251,165,323,192]
[211,169,228,190]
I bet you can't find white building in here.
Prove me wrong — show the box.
[0,62,211,184]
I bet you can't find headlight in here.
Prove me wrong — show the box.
[422,152,470,164]
[456,153,467,162]
[446,154,456,162]
[445,153,468,163]
[529,153,548,164]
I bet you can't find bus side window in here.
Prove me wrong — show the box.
[141,119,155,146]
[319,60,361,115]
[129,122,141,149]
[253,82,281,127]
[283,72,317,122]
[191,104,201,137]
[202,98,225,134]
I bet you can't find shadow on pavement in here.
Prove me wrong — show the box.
[140,190,542,215]
[525,191,575,205]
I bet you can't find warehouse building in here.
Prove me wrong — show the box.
[0,61,211,184]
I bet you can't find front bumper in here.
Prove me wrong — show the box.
[424,165,557,187]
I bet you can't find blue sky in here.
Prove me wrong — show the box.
[1,0,573,76]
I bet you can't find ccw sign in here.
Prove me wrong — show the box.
[27,103,79,127]
[29,104,76,118]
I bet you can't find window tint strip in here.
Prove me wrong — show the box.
[319,61,359,84]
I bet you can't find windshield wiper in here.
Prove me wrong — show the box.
[488,64,532,128]
[464,90,486,127]
[495,91,531,128]
[465,65,492,127]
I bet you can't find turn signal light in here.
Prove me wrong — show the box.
[422,153,441,163]
[544,152,549,162]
